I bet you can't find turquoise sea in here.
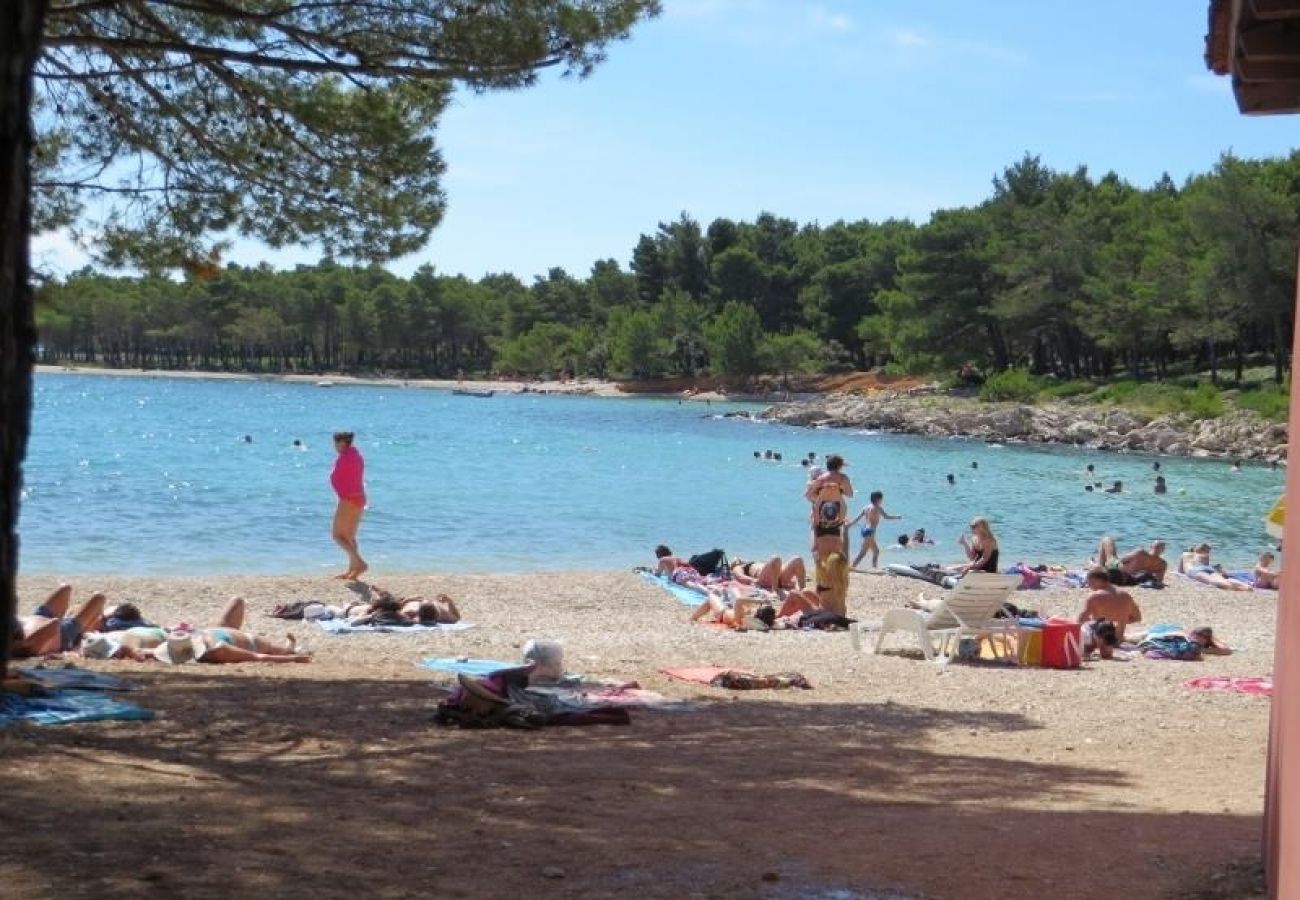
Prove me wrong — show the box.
[18,373,1284,575]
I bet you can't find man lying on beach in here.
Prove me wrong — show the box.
[1076,568,1142,659]
[1179,543,1254,592]
[1096,537,1168,586]
[10,585,106,658]
[82,597,310,663]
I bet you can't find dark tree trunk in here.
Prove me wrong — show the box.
[1,0,46,675]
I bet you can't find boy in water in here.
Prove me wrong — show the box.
[849,491,900,570]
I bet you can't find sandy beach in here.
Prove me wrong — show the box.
[2,569,1273,899]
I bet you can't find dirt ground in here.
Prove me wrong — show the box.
[0,571,1274,899]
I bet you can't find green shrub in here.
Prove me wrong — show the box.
[1092,380,1139,404]
[1177,383,1226,420]
[1236,386,1289,421]
[979,369,1041,403]
[1038,379,1095,400]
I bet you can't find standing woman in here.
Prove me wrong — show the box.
[330,431,368,579]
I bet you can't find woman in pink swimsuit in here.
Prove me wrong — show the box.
[330,431,368,579]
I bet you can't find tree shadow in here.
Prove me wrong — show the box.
[0,670,1261,900]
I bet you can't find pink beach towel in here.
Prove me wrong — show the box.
[1183,675,1274,697]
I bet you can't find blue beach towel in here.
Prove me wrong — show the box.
[0,690,154,727]
[636,570,707,607]
[17,666,137,692]
[316,620,476,635]
[420,657,515,676]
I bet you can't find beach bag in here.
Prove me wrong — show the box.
[815,498,845,530]
[687,549,728,577]
[1015,627,1043,666]
[798,610,855,631]
[1041,620,1082,669]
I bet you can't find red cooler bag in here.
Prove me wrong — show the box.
[1041,619,1082,669]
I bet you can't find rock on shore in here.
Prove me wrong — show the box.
[758,393,1288,461]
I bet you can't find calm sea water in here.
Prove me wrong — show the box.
[17,373,1284,575]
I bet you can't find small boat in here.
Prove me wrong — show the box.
[452,388,494,398]
[316,380,334,388]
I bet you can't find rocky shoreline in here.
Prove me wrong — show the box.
[757,392,1289,461]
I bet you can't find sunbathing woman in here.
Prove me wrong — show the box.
[85,597,310,663]
[729,556,808,591]
[1179,543,1253,592]
[11,585,106,658]
[689,582,820,629]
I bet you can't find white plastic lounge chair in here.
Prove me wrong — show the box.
[859,573,1021,664]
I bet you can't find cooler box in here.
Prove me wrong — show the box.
[1041,620,1082,669]
[1015,626,1043,666]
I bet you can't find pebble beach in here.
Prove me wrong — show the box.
[4,567,1274,898]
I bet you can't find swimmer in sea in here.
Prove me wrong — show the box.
[946,473,955,485]
[849,490,900,570]
[1105,480,1123,494]
[1154,475,1167,495]
[330,431,368,580]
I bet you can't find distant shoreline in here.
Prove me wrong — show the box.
[33,364,756,404]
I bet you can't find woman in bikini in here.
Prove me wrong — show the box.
[955,517,1000,575]
[1179,543,1253,592]
[10,585,106,658]
[728,556,808,591]
[84,597,310,663]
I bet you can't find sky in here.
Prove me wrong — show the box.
[31,0,1300,282]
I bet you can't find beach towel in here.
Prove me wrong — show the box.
[636,570,708,607]
[660,666,732,684]
[421,657,515,676]
[16,666,137,692]
[317,620,475,635]
[658,666,811,690]
[0,690,154,727]
[1183,675,1273,696]
[526,685,683,709]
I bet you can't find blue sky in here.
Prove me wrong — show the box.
[32,0,1300,281]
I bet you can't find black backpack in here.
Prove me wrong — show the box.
[687,549,728,577]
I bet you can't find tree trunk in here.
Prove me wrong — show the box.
[0,0,46,675]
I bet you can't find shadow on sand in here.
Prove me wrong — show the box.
[0,670,1260,899]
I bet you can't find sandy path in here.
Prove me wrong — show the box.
[0,570,1273,899]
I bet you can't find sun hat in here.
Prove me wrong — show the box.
[153,632,202,664]
[80,632,121,660]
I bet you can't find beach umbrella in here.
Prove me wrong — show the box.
[1266,494,1285,541]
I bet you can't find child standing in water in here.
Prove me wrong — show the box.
[849,490,900,570]
[330,431,368,580]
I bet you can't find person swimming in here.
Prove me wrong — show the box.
[945,473,955,485]
[1105,480,1123,494]
[1154,475,1167,495]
